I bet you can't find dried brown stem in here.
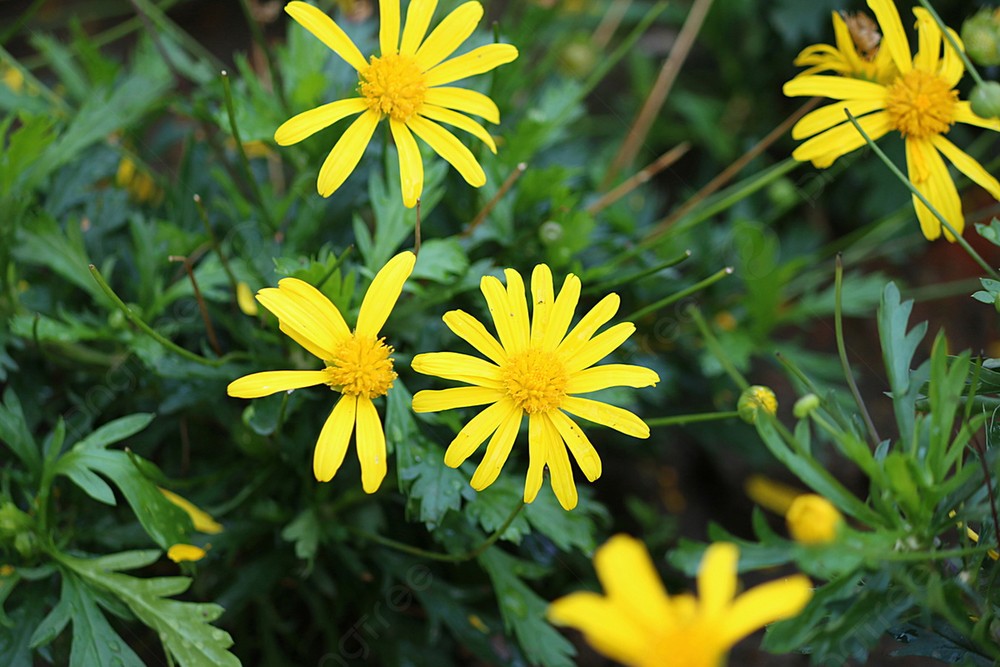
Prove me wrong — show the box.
[463,162,528,237]
[169,255,223,357]
[587,142,690,214]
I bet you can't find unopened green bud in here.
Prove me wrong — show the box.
[559,42,597,78]
[737,385,777,424]
[961,10,1000,67]
[793,394,821,419]
[970,82,1000,120]
[539,221,563,245]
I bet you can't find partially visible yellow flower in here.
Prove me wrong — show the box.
[736,385,777,424]
[167,544,208,563]
[228,251,415,491]
[744,474,799,515]
[0,564,13,577]
[1,63,23,93]
[786,494,843,545]
[784,0,1000,241]
[236,281,260,316]
[116,157,162,204]
[412,264,659,510]
[548,536,813,667]
[159,488,224,534]
[794,11,896,84]
[276,0,518,207]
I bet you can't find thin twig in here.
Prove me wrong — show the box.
[193,194,239,295]
[687,302,750,391]
[463,162,527,237]
[646,410,739,427]
[169,255,223,356]
[587,142,690,214]
[222,70,278,231]
[834,253,881,446]
[592,0,632,51]
[624,266,733,322]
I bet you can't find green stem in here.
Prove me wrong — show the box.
[584,251,691,291]
[834,254,880,446]
[687,303,749,390]
[844,110,1000,280]
[916,0,986,88]
[350,501,525,563]
[194,194,239,295]
[624,267,732,322]
[237,0,289,113]
[645,410,739,427]
[221,71,277,231]
[88,265,226,367]
[774,352,822,397]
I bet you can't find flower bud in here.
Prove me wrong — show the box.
[786,494,843,545]
[737,385,777,424]
[793,394,821,419]
[970,82,1000,120]
[961,9,1000,67]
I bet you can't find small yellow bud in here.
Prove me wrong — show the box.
[786,494,843,545]
[236,281,259,316]
[167,544,208,563]
[793,394,821,419]
[737,385,777,424]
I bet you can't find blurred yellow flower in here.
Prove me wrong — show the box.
[159,487,224,534]
[116,156,162,205]
[793,11,896,84]
[411,264,659,510]
[276,0,518,206]
[0,564,13,577]
[1,64,24,93]
[784,0,1000,241]
[167,544,208,563]
[228,251,415,491]
[548,536,813,667]
[786,494,843,545]
[236,281,260,316]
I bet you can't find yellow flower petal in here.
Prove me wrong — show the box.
[314,394,357,482]
[236,281,259,316]
[355,396,387,493]
[442,309,507,364]
[697,542,738,618]
[356,250,416,337]
[414,1,483,72]
[390,117,423,208]
[167,543,207,563]
[523,413,547,503]
[379,0,400,56]
[286,1,368,71]
[410,351,502,387]
[406,114,486,186]
[159,488,224,534]
[561,396,649,439]
[504,268,531,352]
[720,575,813,648]
[541,273,582,351]
[423,87,500,124]
[905,137,962,241]
[400,0,438,56]
[954,101,1000,132]
[443,399,509,467]
[565,364,660,394]
[594,535,673,632]
[932,134,1000,200]
[317,109,381,198]
[543,416,578,510]
[867,0,911,74]
[939,27,964,87]
[256,279,344,358]
[564,323,634,375]
[529,264,555,346]
[470,402,522,489]
[782,75,887,101]
[424,43,519,88]
[791,98,886,140]
[790,111,892,168]
[548,410,601,482]
[831,11,864,73]
[556,292,621,359]
[412,386,504,412]
[276,277,352,340]
[547,592,650,667]
[227,370,330,398]
[480,275,523,354]
[912,8,940,75]
[418,105,496,153]
[274,97,368,146]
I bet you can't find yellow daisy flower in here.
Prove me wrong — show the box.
[275,0,518,207]
[411,264,659,511]
[784,0,1000,241]
[548,535,813,667]
[793,11,896,84]
[228,251,415,491]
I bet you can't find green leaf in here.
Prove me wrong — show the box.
[523,485,605,553]
[975,218,1000,247]
[410,239,469,283]
[57,573,145,666]
[399,441,467,528]
[281,509,320,569]
[56,552,240,667]
[465,478,532,545]
[73,413,154,450]
[0,388,40,476]
[877,282,928,441]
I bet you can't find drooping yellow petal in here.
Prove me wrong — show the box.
[406,115,486,186]
[314,394,357,482]
[355,396,387,493]
[906,137,962,240]
[547,410,601,482]
[867,0,911,74]
[696,542,738,618]
[414,1,483,72]
[791,111,892,168]
[410,351,502,387]
[912,8,940,74]
[411,386,504,412]
[556,293,621,359]
[503,268,531,352]
[480,275,522,353]
[317,109,381,197]
[423,87,500,124]
[424,43,519,88]
[523,413,547,503]
[390,118,423,208]
[167,544,207,563]
[541,273,582,352]
[782,75,887,101]
[561,396,650,439]
[418,105,497,153]
[543,416,578,510]
[227,370,330,398]
[720,576,813,648]
[932,134,1000,200]
[547,592,650,667]
[356,250,417,337]
[593,536,673,633]
[379,0,400,56]
[276,277,352,341]
[159,488,224,534]
[791,98,886,140]
[274,98,368,146]
[954,102,1000,132]
[565,364,660,394]
[400,0,438,56]
[470,401,521,489]
[529,264,555,346]
[443,400,509,467]
[442,310,507,364]
[285,1,368,72]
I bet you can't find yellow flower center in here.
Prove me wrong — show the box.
[359,54,427,121]
[501,348,568,414]
[324,335,397,398]
[885,69,958,139]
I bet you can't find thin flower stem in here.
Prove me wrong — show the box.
[317,246,354,290]
[587,143,691,214]
[193,194,240,295]
[645,410,739,427]
[584,249,691,293]
[592,0,632,50]
[0,0,45,45]
[89,265,226,367]
[916,0,986,88]
[686,303,750,391]
[834,254,880,446]
[222,70,277,231]
[168,255,223,356]
[237,0,289,113]
[129,0,225,72]
[844,110,1000,280]
[463,162,527,237]
[349,501,526,563]
[414,200,422,256]
[774,352,822,397]
[624,267,733,322]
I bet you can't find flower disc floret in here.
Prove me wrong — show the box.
[360,54,427,121]
[885,69,957,138]
[325,335,397,398]
[502,348,568,414]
